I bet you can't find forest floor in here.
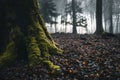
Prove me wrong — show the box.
[0,33,120,80]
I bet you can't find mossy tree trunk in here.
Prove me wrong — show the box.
[0,0,62,69]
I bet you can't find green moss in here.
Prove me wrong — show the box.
[28,36,41,67]
[28,37,41,55]
[27,21,63,68]
[0,42,16,68]
[0,52,16,67]
[28,54,40,67]
[0,17,63,70]
[44,60,60,73]
[39,43,50,58]
[35,21,63,55]
[38,14,54,41]
[0,0,63,71]
[6,41,15,52]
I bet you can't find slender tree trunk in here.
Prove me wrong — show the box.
[103,0,108,32]
[54,17,57,33]
[72,0,77,34]
[91,14,93,32]
[105,19,107,31]
[103,8,107,32]
[109,0,113,33]
[116,15,119,33]
[94,0,104,34]
[0,0,62,69]
[104,11,107,32]
[115,4,120,33]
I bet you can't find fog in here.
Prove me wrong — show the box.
[40,0,120,34]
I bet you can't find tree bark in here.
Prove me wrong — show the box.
[72,0,77,34]
[109,0,113,33]
[94,0,104,34]
[0,0,62,69]
[116,15,119,33]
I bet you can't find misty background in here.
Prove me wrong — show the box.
[38,0,120,34]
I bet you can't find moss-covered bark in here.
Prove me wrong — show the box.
[0,0,62,70]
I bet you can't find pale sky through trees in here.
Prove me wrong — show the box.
[46,0,120,34]
[46,0,96,34]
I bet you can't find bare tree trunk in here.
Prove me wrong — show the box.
[72,0,77,34]
[94,0,104,34]
[54,17,57,33]
[115,3,120,33]
[116,15,119,33]
[109,0,113,33]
